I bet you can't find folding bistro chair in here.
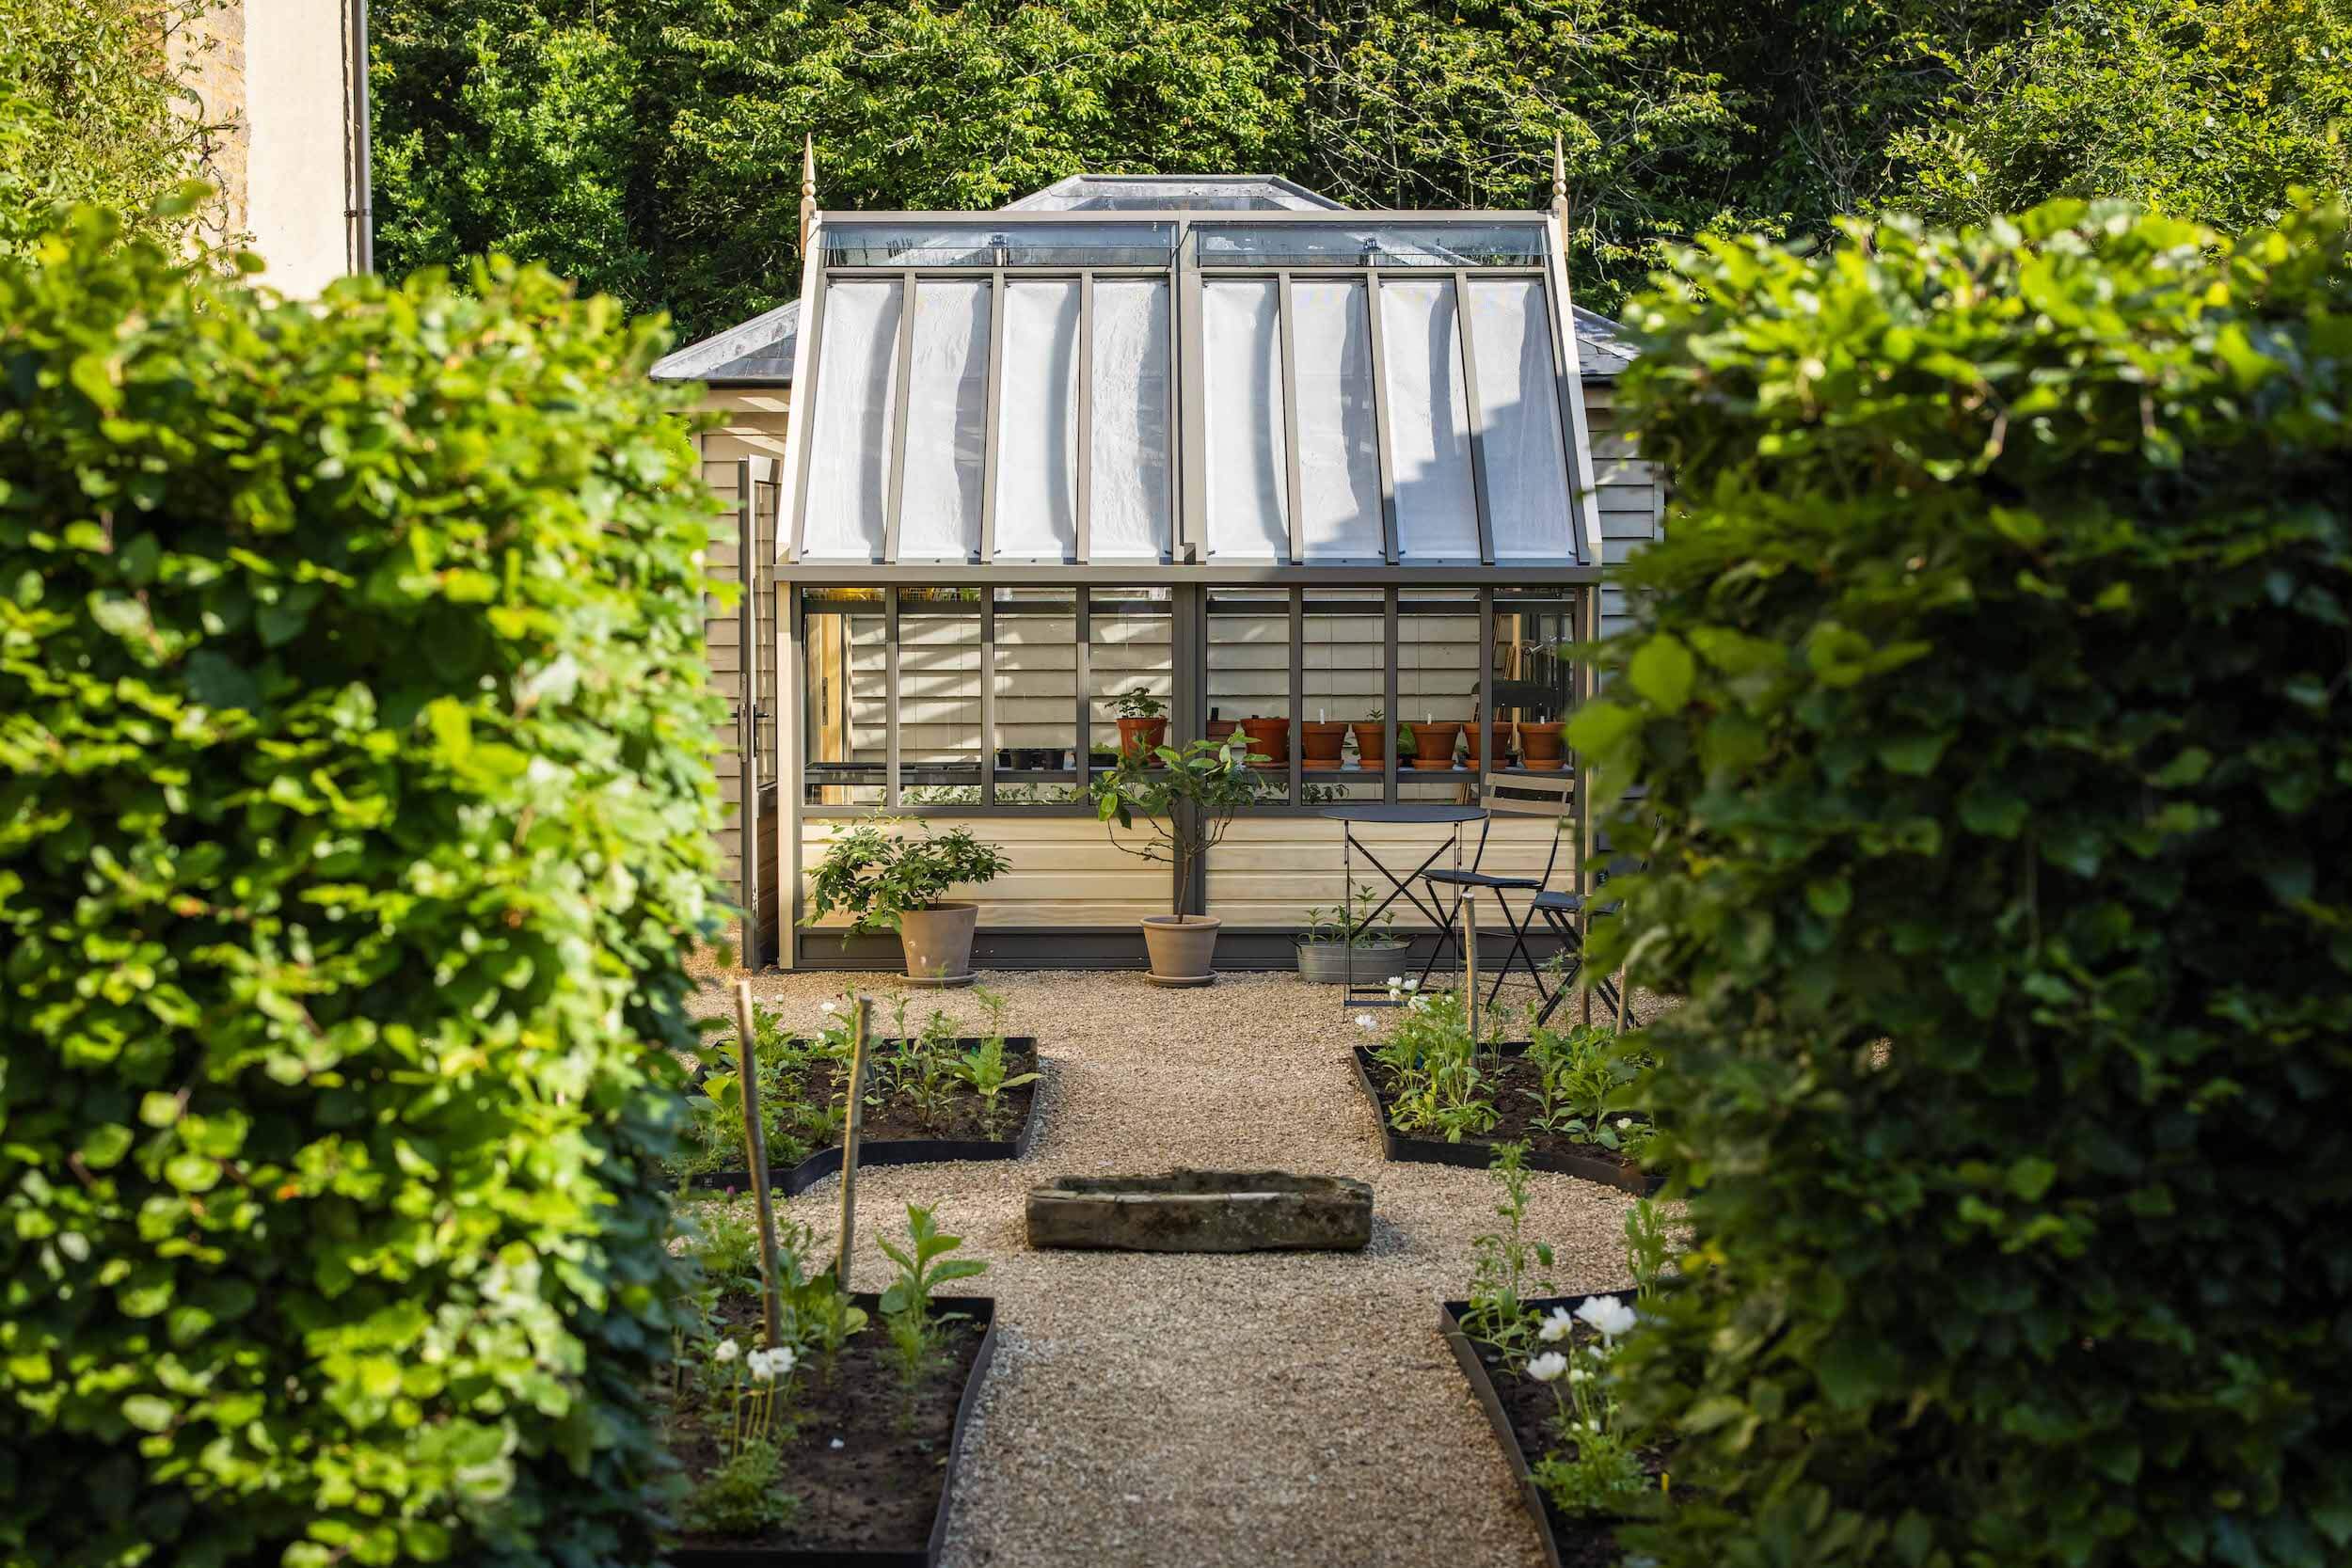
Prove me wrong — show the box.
[1533,827,1629,1024]
[1414,772,1578,1009]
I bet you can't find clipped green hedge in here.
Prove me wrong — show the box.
[1576,200,2352,1567]
[0,215,728,1567]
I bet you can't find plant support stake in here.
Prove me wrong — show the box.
[834,994,872,1288]
[1462,891,1480,1038]
[734,979,785,1350]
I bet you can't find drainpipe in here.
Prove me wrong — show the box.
[346,0,373,273]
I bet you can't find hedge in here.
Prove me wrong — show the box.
[1575,199,2352,1567]
[0,214,728,1567]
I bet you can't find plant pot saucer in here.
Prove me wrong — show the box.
[898,970,978,989]
[1520,758,1565,771]
[1142,971,1216,988]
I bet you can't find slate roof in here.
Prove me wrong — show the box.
[650,174,1638,386]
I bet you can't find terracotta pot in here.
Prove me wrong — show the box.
[1519,721,1565,767]
[1408,721,1461,769]
[1141,914,1220,987]
[1349,721,1388,765]
[897,903,978,988]
[1301,721,1348,770]
[1239,717,1290,767]
[1206,718,1241,747]
[1461,721,1515,765]
[1117,716,1168,759]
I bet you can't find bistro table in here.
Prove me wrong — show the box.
[1320,802,1488,1007]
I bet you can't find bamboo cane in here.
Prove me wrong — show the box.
[834,994,871,1288]
[733,979,784,1349]
[1463,892,1480,1040]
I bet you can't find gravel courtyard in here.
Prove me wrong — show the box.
[680,968,1655,1568]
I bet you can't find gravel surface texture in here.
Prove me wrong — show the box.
[681,968,1663,1568]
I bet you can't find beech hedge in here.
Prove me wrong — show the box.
[0,215,727,1566]
[1576,200,2352,1567]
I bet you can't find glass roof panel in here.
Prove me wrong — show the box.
[1089,280,1173,560]
[1466,277,1574,561]
[897,279,992,561]
[1199,222,1545,269]
[993,281,1081,560]
[826,222,1175,268]
[1202,279,1289,559]
[1291,280,1383,561]
[1378,279,1482,560]
[800,280,899,560]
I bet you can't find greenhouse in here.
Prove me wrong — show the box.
[656,171,1661,970]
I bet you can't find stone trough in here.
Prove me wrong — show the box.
[1025,1169,1374,1253]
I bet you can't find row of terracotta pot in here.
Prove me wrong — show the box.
[1190,717,1566,770]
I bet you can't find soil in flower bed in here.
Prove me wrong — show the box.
[1355,1045,1657,1194]
[666,1293,995,1564]
[1441,1298,1670,1568]
[850,1040,1039,1144]
[684,1039,1041,1193]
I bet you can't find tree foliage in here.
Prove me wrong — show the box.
[1574,199,2352,1567]
[0,0,235,257]
[0,216,727,1566]
[1893,0,2352,230]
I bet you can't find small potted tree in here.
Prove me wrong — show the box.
[806,816,1011,987]
[1112,687,1168,759]
[1089,734,1264,985]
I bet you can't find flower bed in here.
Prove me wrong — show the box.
[663,1206,997,1566]
[1440,1148,1677,1566]
[1351,989,1660,1194]
[677,991,1042,1195]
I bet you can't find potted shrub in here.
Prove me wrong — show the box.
[807,816,1011,987]
[1112,687,1168,758]
[1295,882,1411,983]
[1089,734,1264,986]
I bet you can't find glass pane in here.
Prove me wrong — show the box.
[1203,279,1289,559]
[825,222,1175,267]
[994,280,1081,561]
[1396,593,1480,800]
[1303,590,1385,802]
[1089,280,1173,560]
[897,593,981,804]
[992,589,1082,802]
[801,589,886,806]
[1466,277,1573,560]
[1199,223,1546,268]
[1089,592,1172,779]
[1291,281,1383,561]
[897,279,991,561]
[802,281,901,561]
[1492,596,1577,776]
[1379,280,1481,560]
[1206,589,1291,804]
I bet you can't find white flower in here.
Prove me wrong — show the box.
[713,1338,739,1363]
[1616,1117,1633,1130]
[819,1001,839,1016]
[1385,975,1403,990]
[1538,1307,1576,1343]
[1575,1294,1639,1340]
[746,1345,795,1381]
[1402,976,1421,991]
[1568,1368,1592,1385]
[1356,1014,1379,1034]
[1526,1352,1568,1383]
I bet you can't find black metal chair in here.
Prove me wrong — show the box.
[1414,772,1576,1006]
[1531,887,1620,1023]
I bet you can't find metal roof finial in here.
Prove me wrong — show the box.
[1550,131,1567,219]
[800,134,818,255]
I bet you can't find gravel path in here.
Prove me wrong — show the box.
[681,968,1654,1568]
